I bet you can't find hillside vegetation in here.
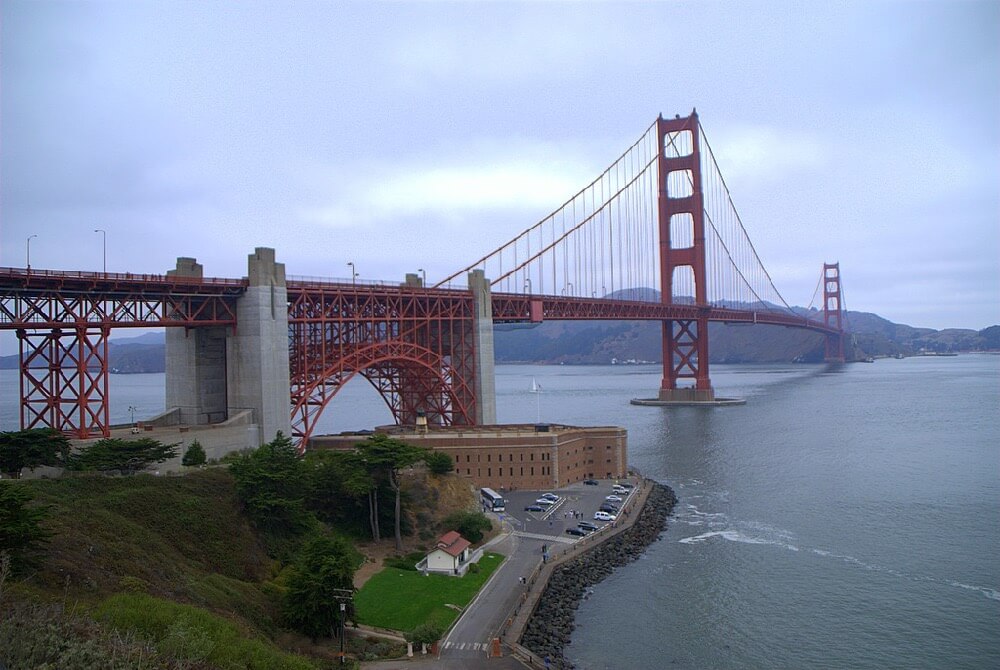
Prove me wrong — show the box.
[1,446,480,669]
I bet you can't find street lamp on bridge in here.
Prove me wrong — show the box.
[94,229,106,274]
[26,234,37,270]
[347,261,357,285]
[417,268,426,287]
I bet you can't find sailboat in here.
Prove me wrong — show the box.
[530,377,542,423]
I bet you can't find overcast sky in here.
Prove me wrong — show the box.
[2,0,997,331]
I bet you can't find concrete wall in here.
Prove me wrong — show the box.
[312,424,628,490]
[468,270,497,425]
[165,249,292,445]
[166,258,228,425]
[226,248,292,444]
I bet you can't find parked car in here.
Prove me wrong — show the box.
[566,527,588,537]
[525,505,544,512]
[619,482,634,490]
[599,503,619,514]
[583,479,599,486]
[535,498,554,506]
[594,511,616,521]
[577,521,598,532]
[612,485,628,494]
[540,493,559,501]
[606,494,623,503]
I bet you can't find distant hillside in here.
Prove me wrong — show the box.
[2,315,997,372]
[495,311,1000,364]
[0,332,166,373]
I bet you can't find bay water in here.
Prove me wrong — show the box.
[1,356,997,668]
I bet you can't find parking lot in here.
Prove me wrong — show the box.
[498,477,639,542]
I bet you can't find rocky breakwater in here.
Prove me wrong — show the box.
[520,481,678,669]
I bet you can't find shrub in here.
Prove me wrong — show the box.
[384,551,425,571]
[425,451,454,475]
[442,510,492,544]
[0,482,51,574]
[69,438,179,475]
[407,622,444,645]
[182,440,207,467]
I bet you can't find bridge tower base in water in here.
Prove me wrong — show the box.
[645,110,743,405]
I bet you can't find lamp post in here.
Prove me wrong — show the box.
[26,234,37,270]
[94,229,106,273]
[417,267,426,287]
[128,405,137,425]
[339,602,346,663]
[347,261,356,286]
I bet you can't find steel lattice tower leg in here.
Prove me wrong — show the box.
[656,111,715,402]
[17,326,110,438]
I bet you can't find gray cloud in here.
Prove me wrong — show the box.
[2,0,997,331]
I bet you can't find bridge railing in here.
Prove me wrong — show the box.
[0,266,246,288]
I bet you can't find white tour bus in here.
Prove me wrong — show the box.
[480,487,506,512]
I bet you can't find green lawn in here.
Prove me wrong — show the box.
[355,552,504,632]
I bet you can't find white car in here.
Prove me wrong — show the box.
[605,494,623,503]
[612,485,628,494]
[535,498,554,506]
[594,511,616,521]
[540,493,559,502]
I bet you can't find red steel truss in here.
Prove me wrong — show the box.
[286,281,479,443]
[0,268,242,438]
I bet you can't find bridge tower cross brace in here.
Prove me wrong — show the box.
[823,262,846,362]
[656,111,715,402]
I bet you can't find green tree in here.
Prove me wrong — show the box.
[0,482,51,574]
[305,450,380,540]
[283,533,357,642]
[357,435,428,553]
[181,440,207,467]
[425,451,454,475]
[0,429,71,479]
[406,622,444,647]
[443,510,492,544]
[68,437,178,475]
[229,432,315,549]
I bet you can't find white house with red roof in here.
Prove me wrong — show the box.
[422,530,475,576]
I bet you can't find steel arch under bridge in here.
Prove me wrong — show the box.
[286,280,480,443]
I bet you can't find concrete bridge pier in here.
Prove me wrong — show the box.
[165,248,292,446]
[468,269,497,425]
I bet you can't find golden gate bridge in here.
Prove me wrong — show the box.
[0,111,845,445]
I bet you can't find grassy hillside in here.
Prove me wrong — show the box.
[1,464,478,668]
[2,469,324,668]
[21,468,272,605]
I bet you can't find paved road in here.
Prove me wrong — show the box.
[440,527,547,661]
[406,479,640,666]
[439,479,639,662]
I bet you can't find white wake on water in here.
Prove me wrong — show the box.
[675,509,999,602]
